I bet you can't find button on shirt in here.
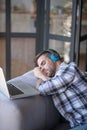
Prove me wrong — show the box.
[38,62,87,128]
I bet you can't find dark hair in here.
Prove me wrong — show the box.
[34,49,63,65]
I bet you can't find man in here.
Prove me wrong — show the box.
[33,49,87,130]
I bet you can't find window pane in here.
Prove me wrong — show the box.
[49,39,71,63]
[11,0,37,32]
[0,0,6,32]
[50,0,72,37]
[81,1,87,36]
[78,41,87,71]
[11,38,36,78]
[0,38,6,74]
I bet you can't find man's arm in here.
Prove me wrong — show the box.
[33,67,51,89]
[33,63,76,95]
[33,67,50,81]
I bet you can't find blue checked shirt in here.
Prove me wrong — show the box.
[38,62,87,128]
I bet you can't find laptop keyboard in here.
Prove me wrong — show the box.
[7,83,24,96]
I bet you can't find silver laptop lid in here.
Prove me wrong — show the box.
[0,67,10,98]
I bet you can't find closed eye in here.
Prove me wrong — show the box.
[41,60,46,66]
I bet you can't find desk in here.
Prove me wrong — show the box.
[0,92,60,130]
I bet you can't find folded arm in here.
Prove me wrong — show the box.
[33,67,50,89]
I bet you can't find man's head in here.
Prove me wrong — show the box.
[34,49,62,77]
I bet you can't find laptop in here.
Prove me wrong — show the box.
[0,67,40,99]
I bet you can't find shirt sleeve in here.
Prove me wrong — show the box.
[38,63,76,95]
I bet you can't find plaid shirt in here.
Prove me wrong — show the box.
[38,62,87,128]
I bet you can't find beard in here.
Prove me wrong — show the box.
[47,69,55,77]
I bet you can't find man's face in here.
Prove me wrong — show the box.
[37,54,56,77]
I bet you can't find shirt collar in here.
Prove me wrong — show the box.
[55,62,68,76]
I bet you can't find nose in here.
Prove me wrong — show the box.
[40,66,44,72]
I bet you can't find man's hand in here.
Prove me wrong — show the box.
[33,67,50,81]
[33,67,43,78]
